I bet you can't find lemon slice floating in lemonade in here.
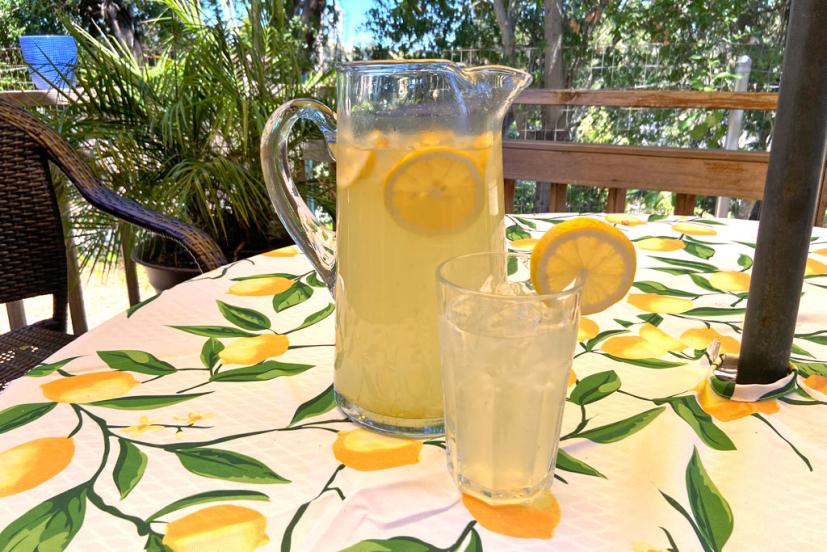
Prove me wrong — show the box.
[384,146,483,234]
[530,217,636,315]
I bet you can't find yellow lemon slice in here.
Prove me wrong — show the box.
[530,218,636,315]
[335,145,375,188]
[385,147,483,235]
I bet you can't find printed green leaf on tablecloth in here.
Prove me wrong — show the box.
[210,361,313,382]
[90,393,210,410]
[274,282,314,312]
[0,486,87,551]
[147,490,270,521]
[171,325,258,338]
[569,371,621,405]
[506,224,531,241]
[657,396,736,451]
[633,281,699,298]
[175,448,290,484]
[113,440,148,499]
[556,449,606,479]
[216,301,271,331]
[290,303,335,332]
[576,407,665,443]
[98,351,177,375]
[686,448,734,551]
[0,403,56,434]
[25,357,80,377]
[290,384,336,425]
[200,338,224,370]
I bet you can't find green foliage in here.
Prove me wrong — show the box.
[0,1,76,47]
[48,0,334,271]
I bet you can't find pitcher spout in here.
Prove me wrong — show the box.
[461,65,533,119]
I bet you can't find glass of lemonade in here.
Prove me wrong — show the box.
[436,252,581,503]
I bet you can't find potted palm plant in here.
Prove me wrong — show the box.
[49,0,335,290]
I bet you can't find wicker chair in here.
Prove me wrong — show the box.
[0,98,227,388]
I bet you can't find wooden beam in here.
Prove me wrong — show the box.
[504,178,516,213]
[606,188,626,213]
[503,140,769,200]
[515,89,778,111]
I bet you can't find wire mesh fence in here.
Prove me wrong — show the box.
[0,47,33,91]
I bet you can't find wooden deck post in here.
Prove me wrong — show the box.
[605,188,626,213]
[504,178,516,213]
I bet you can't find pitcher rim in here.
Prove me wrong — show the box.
[336,59,531,78]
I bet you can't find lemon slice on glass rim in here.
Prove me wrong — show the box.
[384,146,483,235]
[530,217,636,315]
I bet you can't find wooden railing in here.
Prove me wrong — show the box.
[503,89,827,225]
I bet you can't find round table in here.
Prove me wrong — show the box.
[2,213,827,551]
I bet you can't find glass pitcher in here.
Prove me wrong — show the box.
[261,60,531,436]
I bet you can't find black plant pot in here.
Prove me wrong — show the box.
[131,240,200,293]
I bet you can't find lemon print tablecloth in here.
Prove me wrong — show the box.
[2,214,827,551]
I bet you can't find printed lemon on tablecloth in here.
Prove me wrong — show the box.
[604,213,645,226]
[635,237,685,252]
[696,377,778,422]
[577,317,599,342]
[162,505,269,552]
[262,245,299,257]
[806,257,827,275]
[462,490,561,539]
[218,334,289,365]
[227,277,294,296]
[332,429,422,471]
[709,271,751,292]
[0,437,74,497]
[509,238,538,250]
[41,371,139,403]
[681,327,740,354]
[672,222,717,236]
[801,375,827,400]
[627,293,694,314]
[601,323,684,359]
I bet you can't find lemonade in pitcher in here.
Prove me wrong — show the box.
[334,129,505,428]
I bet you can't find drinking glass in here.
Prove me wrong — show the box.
[435,252,581,503]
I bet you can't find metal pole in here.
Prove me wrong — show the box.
[715,55,752,218]
[737,0,827,384]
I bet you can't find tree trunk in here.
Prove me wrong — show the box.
[491,0,516,62]
[542,0,566,139]
[300,0,326,53]
[87,0,144,62]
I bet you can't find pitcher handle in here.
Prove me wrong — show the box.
[261,99,338,292]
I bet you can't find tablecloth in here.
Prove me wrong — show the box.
[2,213,827,551]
